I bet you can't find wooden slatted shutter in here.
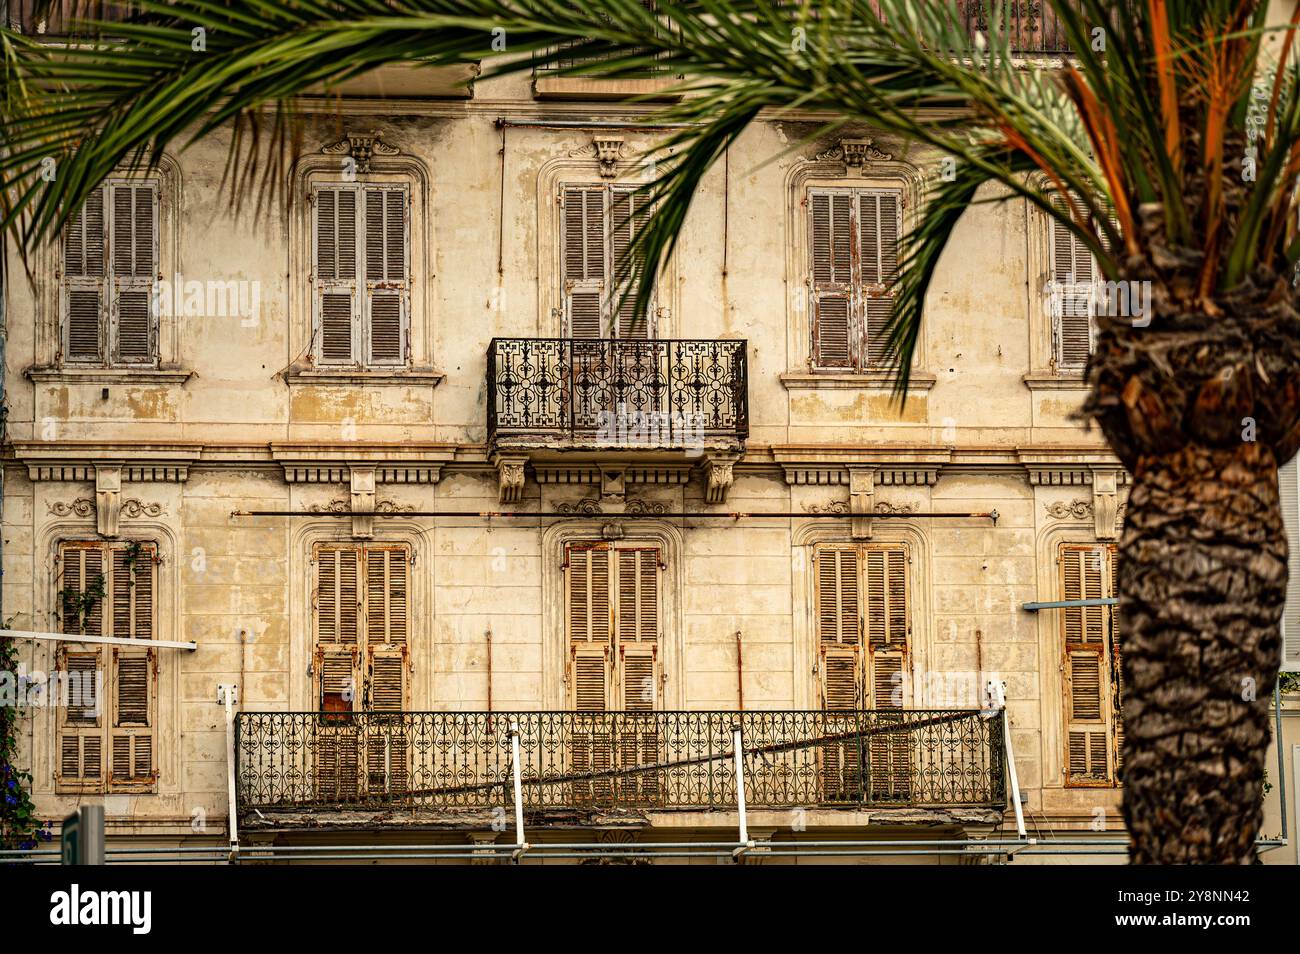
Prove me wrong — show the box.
[63,189,106,362]
[57,545,106,790]
[314,544,361,801]
[1061,544,1116,785]
[109,544,156,788]
[615,547,660,802]
[314,186,360,364]
[815,545,861,800]
[864,545,911,798]
[562,186,607,338]
[57,648,104,789]
[1050,194,1096,370]
[109,183,157,363]
[810,191,855,369]
[1281,459,1300,672]
[1107,547,1123,774]
[859,190,901,369]
[363,187,409,364]
[364,545,409,795]
[609,186,654,339]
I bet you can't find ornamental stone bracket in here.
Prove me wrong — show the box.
[702,452,741,505]
[813,137,894,174]
[530,460,694,503]
[494,454,528,504]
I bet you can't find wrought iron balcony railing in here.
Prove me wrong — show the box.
[487,337,748,451]
[236,709,1005,814]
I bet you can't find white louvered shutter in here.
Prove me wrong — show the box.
[109,544,156,788]
[810,191,855,369]
[859,190,901,369]
[609,185,654,339]
[109,183,158,363]
[314,186,360,364]
[562,186,607,339]
[63,189,106,362]
[1050,195,1096,370]
[363,186,409,365]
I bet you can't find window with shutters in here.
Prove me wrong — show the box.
[1059,543,1123,786]
[311,183,410,367]
[55,541,158,794]
[807,187,901,372]
[564,542,661,803]
[60,179,159,366]
[311,543,410,799]
[560,183,655,339]
[813,543,911,800]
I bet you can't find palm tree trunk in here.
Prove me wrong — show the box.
[1119,441,1284,864]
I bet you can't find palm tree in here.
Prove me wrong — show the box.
[3,0,1298,864]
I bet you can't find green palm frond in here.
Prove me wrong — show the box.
[3,1,1299,391]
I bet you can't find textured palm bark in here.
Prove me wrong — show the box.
[1078,184,1300,862]
[1119,442,1283,864]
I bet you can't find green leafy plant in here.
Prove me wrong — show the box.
[56,574,104,635]
[0,635,52,855]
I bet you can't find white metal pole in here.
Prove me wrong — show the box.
[0,627,197,652]
[1002,706,1027,839]
[731,724,751,859]
[219,683,239,863]
[509,719,527,861]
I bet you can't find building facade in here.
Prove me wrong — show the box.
[3,12,1298,864]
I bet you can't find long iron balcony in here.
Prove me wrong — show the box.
[236,709,1006,815]
[487,338,748,452]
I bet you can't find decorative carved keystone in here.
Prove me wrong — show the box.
[848,466,876,539]
[599,466,627,502]
[95,465,122,538]
[350,466,376,539]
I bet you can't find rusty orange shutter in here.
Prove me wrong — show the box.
[562,186,607,338]
[57,646,104,789]
[314,544,361,712]
[64,188,106,362]
[860,190,900,369]
[108,543,156,789]
[1062,544,1114,785]
[810,190,854,369]
[315,186,359,363]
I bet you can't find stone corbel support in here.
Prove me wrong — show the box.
[703,453,740,505]
[848,466,877,540]
[94,465,122,538]
[494,454,528,504]
[350,466,376,539]
[1091,467,1120,541]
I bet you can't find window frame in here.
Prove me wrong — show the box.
[54,540,159,795]
[806,185,903,373]
[59,177,161,369]
[310,181,412,368]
